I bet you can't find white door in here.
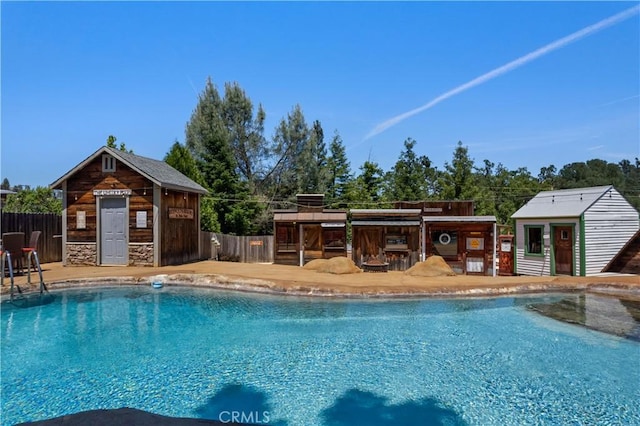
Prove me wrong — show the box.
[101,198,127,265]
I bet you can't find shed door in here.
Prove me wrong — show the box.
[553,226,573,275]
[101,198,127,265]
[464,233,486,275]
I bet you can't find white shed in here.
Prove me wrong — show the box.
[511,185,639,276]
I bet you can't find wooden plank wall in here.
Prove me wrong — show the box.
[161,190,200,265]
[214,233,274,263]
[1,212,63,263]
[200,231,213,260]
[351,226,420,271]
[396,200,474,216]
[66,157,154,243]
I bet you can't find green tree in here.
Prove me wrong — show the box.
[346,160,387,208]
[164,140,220,233]
[164,140,205,186]
[185,77,257,235]
[298,119,329,194]
[3,187,62,214]
[618,158,640,210]
[472,159,499,218]
[222,82,268,192]
[325,130,352,207]
[556,159,625,189]
[538,164,558,188]
[439,141,476,200]
[267,104,310,203]
[1,178,11,190]
[383,138,436,201]
[106,135,133,153]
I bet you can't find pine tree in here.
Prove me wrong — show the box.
[383,138,434,201]
[326,131,352,207]
[185,77,256,235]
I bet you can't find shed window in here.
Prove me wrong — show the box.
[432,230,457,258]
[525,225,544,255]
[323,228,346,250]
[276,224,298,252]
[102,155,116,172]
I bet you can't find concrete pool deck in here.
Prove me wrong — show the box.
[2,260,638,299]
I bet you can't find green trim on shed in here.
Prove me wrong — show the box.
[579,213,586,277]
[549,222,577,276]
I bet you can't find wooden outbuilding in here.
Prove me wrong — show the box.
[50,146,208,267]
[350,201,496,274]
[351,209,422,271]
[423,216,497,276]
[511,185,639,276]
[273,194,347,266]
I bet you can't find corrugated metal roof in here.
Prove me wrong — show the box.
[423,215,496,223]
[50,146,209,194]
[511,186,613,219]
[351,220,421,227]
[273,211,347,222]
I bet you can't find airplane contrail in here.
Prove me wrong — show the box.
[364,4,640,141]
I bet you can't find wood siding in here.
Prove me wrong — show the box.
[583,188,639,275]
[212,233,274,263]
[1,212,63,263]
[160,190,200,265]
[424,223,495,275]
[66,157,154,243]
[602,230,640,274]
[352,225,420,271]
[395,200,474,216]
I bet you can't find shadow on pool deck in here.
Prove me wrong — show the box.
[321,388,468,426]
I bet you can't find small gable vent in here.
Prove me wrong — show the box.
[102,154,116,172]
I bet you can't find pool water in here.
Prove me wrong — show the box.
[1,287,639,425]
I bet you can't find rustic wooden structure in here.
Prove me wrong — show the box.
[351,209,422,271]
[602,230,640,275]
[211,233,274,263]
[273,194,347,266]
[396,200,474,216]
[512,186,639,276]
[50,146,208,266]
[423,216,497,276]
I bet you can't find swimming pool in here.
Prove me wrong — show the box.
[2,286,639,425]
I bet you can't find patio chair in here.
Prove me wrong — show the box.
[22,231,41,275]
[2,232,25,275]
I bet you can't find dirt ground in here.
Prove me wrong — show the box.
[2,260,638,298]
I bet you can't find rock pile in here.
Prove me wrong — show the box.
[405,255,456,277]
[303,257,363,274]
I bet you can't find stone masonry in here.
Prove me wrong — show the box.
[129,243,154,266]
[66,243,97,266]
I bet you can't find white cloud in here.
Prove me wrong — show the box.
[364,5,640,141]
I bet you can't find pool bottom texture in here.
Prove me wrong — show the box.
[2,286,639,426]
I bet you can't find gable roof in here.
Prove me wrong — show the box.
[50,146,208,194]
[511,185,613,219]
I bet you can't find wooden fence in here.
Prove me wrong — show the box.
[200,232,274,263]
[1,212,63,263]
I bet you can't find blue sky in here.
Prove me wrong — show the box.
[2,1,638,188]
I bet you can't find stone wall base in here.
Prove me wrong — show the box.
[66,243,97,266]
[65,242,154,266]
[129,243,154,266]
